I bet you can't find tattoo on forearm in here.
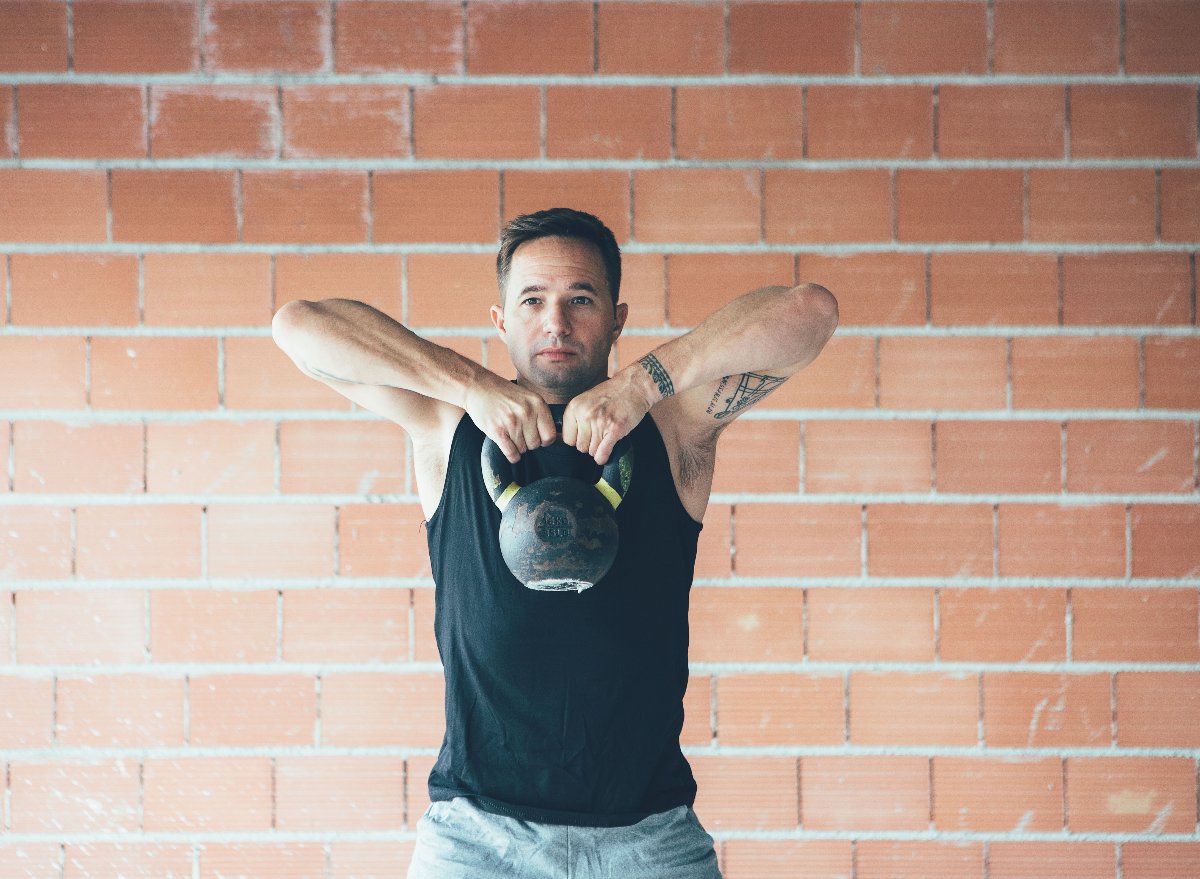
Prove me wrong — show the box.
[705,372,788,419]
[639,354,675,399]
[304,362,368,385]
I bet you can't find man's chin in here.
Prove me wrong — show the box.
[526,362,603,397]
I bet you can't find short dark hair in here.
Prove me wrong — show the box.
[496,208,622,308]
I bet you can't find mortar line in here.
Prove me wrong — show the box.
[670,87,677,160]
[198,0,207,72]
[710,674,718,746]
[1064,85,1072,160]
[853,1,861,77]
[1061,756,1069,832]
[141,420,148,493]
[1005,338,1013,411]
[985,0,995,75]
[1057,255,1064,325]
[1065,587,1074,662]
[235,169,244,243]
[1191,253,1196,325]
[408,85,415,158]
[932,85,940,158]
[592,2,599,74]
[461,1,470,73]
[801,85,808,158]
[4,761,10,832]
[330,0,338,76]
[276,85,284,159]
[66,0,74,72]
[795,756,802,830]
[930,420,938,492]
[1193,421,1199,494]
[927,756,935,829]
[859,504,868,577]
[10,85,18,162]
[539,84,547,159]
[1155,169,1162,242]
[1118,0,1127,75]
[137,758,145,830]
[723,0,731,74]
[982,841,990,879]
[729,503,737,576]
[801,587,809,661]
[1138,336,1146,409]
[142,84,150,159]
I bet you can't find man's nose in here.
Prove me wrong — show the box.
[543,303,570,335]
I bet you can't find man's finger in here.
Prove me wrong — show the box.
[593,431,617,466]
[537,404,558,447]
[561,408,578,448]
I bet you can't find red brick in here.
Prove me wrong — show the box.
[806,420,931,493]
[276,756,404,830]
[111,170,238,243]
[1030,169,1157,243]
[10,761,139,832]
[91,336,219,411]
[800,756,929,831]
[990,842,1115,879]
[934,758,1062,831]
[676,85,804,160]
[64,844,193,879]
[635,169,762,244]
[856,842,984,879]
[687,679,715,745]
[0,677,53,747]
[1132,504,1200,578]
[1067,420,1195,493]
[406,756,437,824]
[694,504,731,580]
[144,253,273,326]
[1067,758,1196,833]
[612,333,671,371]
[983,672,1113,748]
[597,2,724,74]
[729,1,854,73]
[897,169,1024,242]
[199,843,326,879]
[1072,588,1199,662]
[146,421,273,494]
[666,252,794,327]
[74,0,199,73]
[1074,84,1197,158]
[879,337,1007,411]
[56,674,182,750]
[413,85,539,159]
[689,587,803,663]
[207,504,335,577]
[336,0,463,73]
[808,587,934,662]
[1126,0,1200,73]
[807,85,933,159]
[1145,337,1200,410]
[0,169,108,242]
[1117,672,1200,747]
[691,756,798,830]
[321,672,445,747]
[734,503,861,578]
[546,86,672,160]
[17,589,143,664]
[798,252,925,326]
[189,673,315,746]
[11,254,138,327]
[0,1,68,72]
[999,504,1125,578]
[242,171,368,244]
[712,420,800,494]
[283,85,409,158]
[280,421,404,494]
[868,504,993,577]
[1123,842,1200,879]
[722,840,851,879]
[932,253,1058,326]
[330,842,416,879]
[0,507,72,579]
[851,672,978,746]
[143,757,272,831]
[942,588,1067,663]
[18,84,146,158]
[938,85,1066,159]
[150,590,276,663]
[467,1,591,74]
[1160,168,1200,242]
[765,336,875,410]
[275,253,402,315]
[1064,252,1191,325]
[371,171,498,244]
[503,170,632,244]
[13,421,143,494]
[618,252,667,327]
[1011,337,1140,409]
[223,336,351,410]
[338,504,432,578]
[860,1,987,74]
[765,171,893,244]
[717,673,843,746]
[203,0,331,73]
[994,0,1120,72]
[283,588,409,662]
[406,252,497,327]
[936,421,1061,494]
[75,505,201,578]
[150,85,279,158]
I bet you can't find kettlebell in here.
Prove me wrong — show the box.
[481,409,634,593]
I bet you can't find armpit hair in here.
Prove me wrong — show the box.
[676,431,718,490]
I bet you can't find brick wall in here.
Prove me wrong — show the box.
[0,1,1198,877]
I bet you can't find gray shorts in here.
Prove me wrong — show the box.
[407,797,723,879]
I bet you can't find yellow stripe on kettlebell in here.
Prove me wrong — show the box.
[496,482,521,512]
[595,478,622,510]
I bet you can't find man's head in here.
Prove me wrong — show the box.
[497,208,622,309]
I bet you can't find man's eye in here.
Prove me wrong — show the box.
[522,297,541,306]
[572,296,593,305]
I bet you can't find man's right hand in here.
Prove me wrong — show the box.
[463,375,558,464]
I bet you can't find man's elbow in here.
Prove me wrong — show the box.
[794,282,839,340]
[271,299,318,351]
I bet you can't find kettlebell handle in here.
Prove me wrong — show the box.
[481,432,634,513]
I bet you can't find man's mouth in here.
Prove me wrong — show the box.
[537,348,578,362]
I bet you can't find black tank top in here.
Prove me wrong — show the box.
[424,412,703,827]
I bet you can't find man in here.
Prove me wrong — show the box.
[273,209,838,878]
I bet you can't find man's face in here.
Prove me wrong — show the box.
[491,236,628,403]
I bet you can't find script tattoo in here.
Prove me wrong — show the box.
[705,372,788,419]
[639,353,675,399]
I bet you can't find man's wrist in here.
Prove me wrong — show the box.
[636,352,675,404]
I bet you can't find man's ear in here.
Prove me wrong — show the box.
[490,304,506,340]
[611,302,629,342]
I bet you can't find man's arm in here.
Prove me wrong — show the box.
[272,299,557,461]
[562,283,838,462]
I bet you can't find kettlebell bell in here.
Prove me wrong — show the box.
[481,410,634,593]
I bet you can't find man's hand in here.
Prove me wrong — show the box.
[463,374,558,464]
[562,364,659,464]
